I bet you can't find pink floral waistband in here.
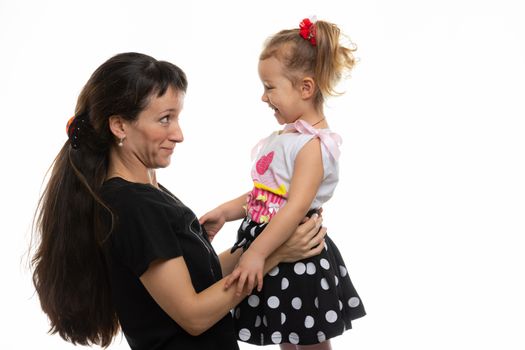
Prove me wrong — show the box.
[245,187,287,224]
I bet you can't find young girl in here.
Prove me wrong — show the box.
[200,18,366,349]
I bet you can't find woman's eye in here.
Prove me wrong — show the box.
[160,116,169,124]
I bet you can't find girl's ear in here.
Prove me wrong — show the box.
[300,77,316,99]
[108,115,127,139]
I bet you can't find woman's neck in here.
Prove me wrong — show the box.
[106,148,158,187]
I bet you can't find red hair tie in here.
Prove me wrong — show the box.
[66,114,86,149]
[299,18,317,46]
[66,115,76,136]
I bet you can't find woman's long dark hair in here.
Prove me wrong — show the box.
[31,52,187,347]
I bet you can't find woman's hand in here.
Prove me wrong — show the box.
[199,208,226,242]
[276,213,326,263]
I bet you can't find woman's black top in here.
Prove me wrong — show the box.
[100,177,239,350]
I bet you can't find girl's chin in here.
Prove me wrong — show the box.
[274,115,286,125]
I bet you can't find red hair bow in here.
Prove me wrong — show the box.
[299,18,316,46]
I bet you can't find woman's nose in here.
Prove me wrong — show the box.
[169,122,184,143]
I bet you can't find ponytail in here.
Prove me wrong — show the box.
[32,141,118,347]
[315,20,357,101]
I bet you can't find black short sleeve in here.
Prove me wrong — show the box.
[104,182,184,277]
[115,199,183,277]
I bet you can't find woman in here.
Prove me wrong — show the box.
[31,52,325,350]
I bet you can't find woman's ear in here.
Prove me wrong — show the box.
[108,115,126,139]
[300,77,316,99]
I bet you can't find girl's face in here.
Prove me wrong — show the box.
[123,86,184,169]
[258,57,304,125]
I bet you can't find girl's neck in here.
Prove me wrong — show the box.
[296,113,328,129]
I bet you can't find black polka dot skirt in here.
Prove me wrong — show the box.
[231,216,366,346]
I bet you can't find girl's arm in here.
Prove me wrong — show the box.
[216,192,249,221]
[140,214,325,336]
[199,192,248,241]
[227,138,324,295]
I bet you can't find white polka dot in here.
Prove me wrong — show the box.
[291,297,302,310]
[304,315,315,328]
[250,226,257,237]
[235,308,241,319]
[263,315,268,327]
[339,300,343,310]
[289,332,300,344]
[306,262,316,275]
[241,220,249,230]
[294,262,306,275]
[248,295,260,307]
[335,275,339,286]
[314,297,319,308]
[255,315,261,327]
[239,328,251,341]
[321,278,330,290]
[236,238,246,248]
[271,331,282,344]
[317,331,326,342]
[268,266,279,276]
[325,243,328,251]
[348,297,360,308]
[325,310,338,323]
[281,312,286,325]
[339,265,347,277]
[281,277,289,290]
[320,258,330,270]
[267,296,280,309]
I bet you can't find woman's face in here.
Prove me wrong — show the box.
[123,86,184,169]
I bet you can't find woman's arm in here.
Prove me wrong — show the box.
[227,138,324,294]
[140,256,257,336]
[217,249,242,277]
[140,214,325,336]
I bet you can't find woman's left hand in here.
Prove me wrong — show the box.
[277,214,326,263]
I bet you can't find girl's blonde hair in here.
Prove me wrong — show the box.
[260,19,356,108]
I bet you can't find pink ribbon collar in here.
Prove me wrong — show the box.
[283,119,342,160]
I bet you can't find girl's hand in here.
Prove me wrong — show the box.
[277,213,326,263]
[225,249,266,296]
[199,208,226,242]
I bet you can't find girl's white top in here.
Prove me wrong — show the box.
[247,119,342,222]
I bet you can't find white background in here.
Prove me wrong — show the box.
[1,0,524,349]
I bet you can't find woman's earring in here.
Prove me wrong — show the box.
[118,137,125,147]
